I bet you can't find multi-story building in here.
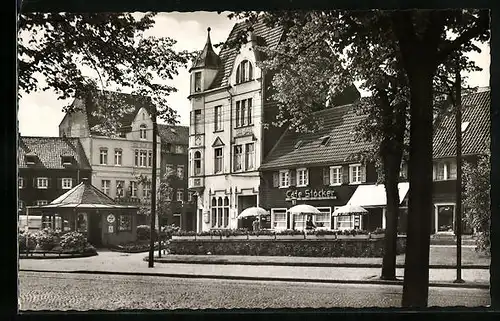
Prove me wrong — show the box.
[158,124,195,230]
[188,20,361,232]
[18,136,92,214]
[59,92,161,225]
[260,88,490,235]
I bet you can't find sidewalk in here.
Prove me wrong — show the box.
[19,250,490,289]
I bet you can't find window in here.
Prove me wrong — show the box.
[214,105,223,131]
[188,192,193,202]
[134,150,139,166]
[349,164,365,184]
[140,124,147,139]
[233,145,243,171]
[177,190,184,202]
[130,181,138,197]
[100,149,108,165]
[175,145,184,154]
[118,214,132,231]
[320,136,331,146]
[214,147,223,173]
[165,143,172,153]
[62,156,73,165]
[18,177,25,189]
[101,180,110,195]
[294,140,303,149]
[177,165,185,178]
[194,151,202,175]
[461,121,470,132]
[148,150,153,167]
[62,178,73,190]
[316,207,332,229]
[114,149,122,166]
[140,150,147,167]
[336,215,354,230]
[165,164,175,177]
[211,196,230,228]
[235,99,252,127]
[272,172,279,187]
[236,60,253,84]
[36,200,48,206]
[76,213,88,233]
[399,162,408,179]
[37,177,48,189]
[330,166,342,185]
[271,208,287,230]
[165,187,173,201]
[245,143,254,170]
[296,168,309,187]
[116,180,125,197]
[279,170,289,188]
[143,181,151,198]
[194,109,203,134]
[434,160,457,181]
[194,72,202,92]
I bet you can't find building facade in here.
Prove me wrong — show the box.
[18,136,92,215]
[187,22,285,232]
[158,125,196,230]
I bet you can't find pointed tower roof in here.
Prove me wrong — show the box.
[189,27,222,72]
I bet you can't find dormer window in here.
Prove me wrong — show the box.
[61,155,73,166]
[140,124,147,139]
[25,155,36,165]
[236,60,253,84]
[461,121,470,133]
[194,72,202,92]
[294,140,303,149]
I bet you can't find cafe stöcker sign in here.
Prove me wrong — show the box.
[285,188,337,201]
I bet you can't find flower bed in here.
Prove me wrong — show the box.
[19,229,98,258]
[110,240,168,253]
[167,236,406,257]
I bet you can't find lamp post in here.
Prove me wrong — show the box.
[148,107,158,268]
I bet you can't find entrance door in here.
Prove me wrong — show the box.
[88,213,103,247]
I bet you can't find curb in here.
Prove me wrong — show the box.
[147,257,490,270]
[19,252,98,260]
[19,269,490,290]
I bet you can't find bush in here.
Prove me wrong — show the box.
[172,230,196,237]
[248,229,275,236]
[313,229,338,236]
[161,224,180,239]
[59,232,88,252]
[33,228,60,250]
[137,225,157,241]
[373,228,386,235]
[277,229,304,236]
[18,231,37,251]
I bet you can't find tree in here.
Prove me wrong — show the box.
[463,148,491,254]
[225,10,489,306]
[18,12,195,135]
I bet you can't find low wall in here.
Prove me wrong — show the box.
[167,237,406,257]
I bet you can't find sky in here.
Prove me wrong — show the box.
[18,12,491,137]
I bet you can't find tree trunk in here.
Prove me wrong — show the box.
[401,70,435,307]
[381,152,402,280]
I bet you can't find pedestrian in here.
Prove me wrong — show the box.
[306,215,316,230]
[252,218,259,231]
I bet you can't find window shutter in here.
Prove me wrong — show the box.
[72,178,76,186]
[432,163,437,180]
[339,167,343,184]
[361,165,366,182]
[273,172,279,187]
[33,177,37,188]
[47,178,52,188]
[58,178,63,189]
[342,165,349,184]
[323,168,330,185]
[289,169,296,186]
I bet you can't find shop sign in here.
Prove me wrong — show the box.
[107,214,116,224]
[285,189,337,201]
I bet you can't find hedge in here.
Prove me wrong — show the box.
[166,237,406,257]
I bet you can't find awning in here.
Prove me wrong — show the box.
[347,182,409,207]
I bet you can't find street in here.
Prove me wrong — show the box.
[19,271,490,310]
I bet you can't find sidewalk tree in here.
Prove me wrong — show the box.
[18,12,196,135]
[225,10,489,306]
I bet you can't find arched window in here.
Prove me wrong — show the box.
[194,151,202,175]
[211,196,231,228]
[139,124,147,139]
[236,60,253,84]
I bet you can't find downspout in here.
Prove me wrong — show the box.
[226,86,234,226]
[259,69,266,208]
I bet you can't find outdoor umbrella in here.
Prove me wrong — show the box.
[288,204,321,215]
[237,206,269,218]
[333,204,368,216]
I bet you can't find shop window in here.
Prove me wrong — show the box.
[336,215,354,230]
[279,170,290,188]
[271,208,287,230]
[296,168,309,187]
[292,213,306,230]
[76,213,88,233]
[316,207,331,229]
[119,214,132,231]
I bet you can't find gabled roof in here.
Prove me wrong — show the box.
[19,136,91,170]
[208,17,284,90]
[157,124,189,145]
[81,90,154,135]
[190,27,221,72]
[260,104,372,170]
[433,89,490,158]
